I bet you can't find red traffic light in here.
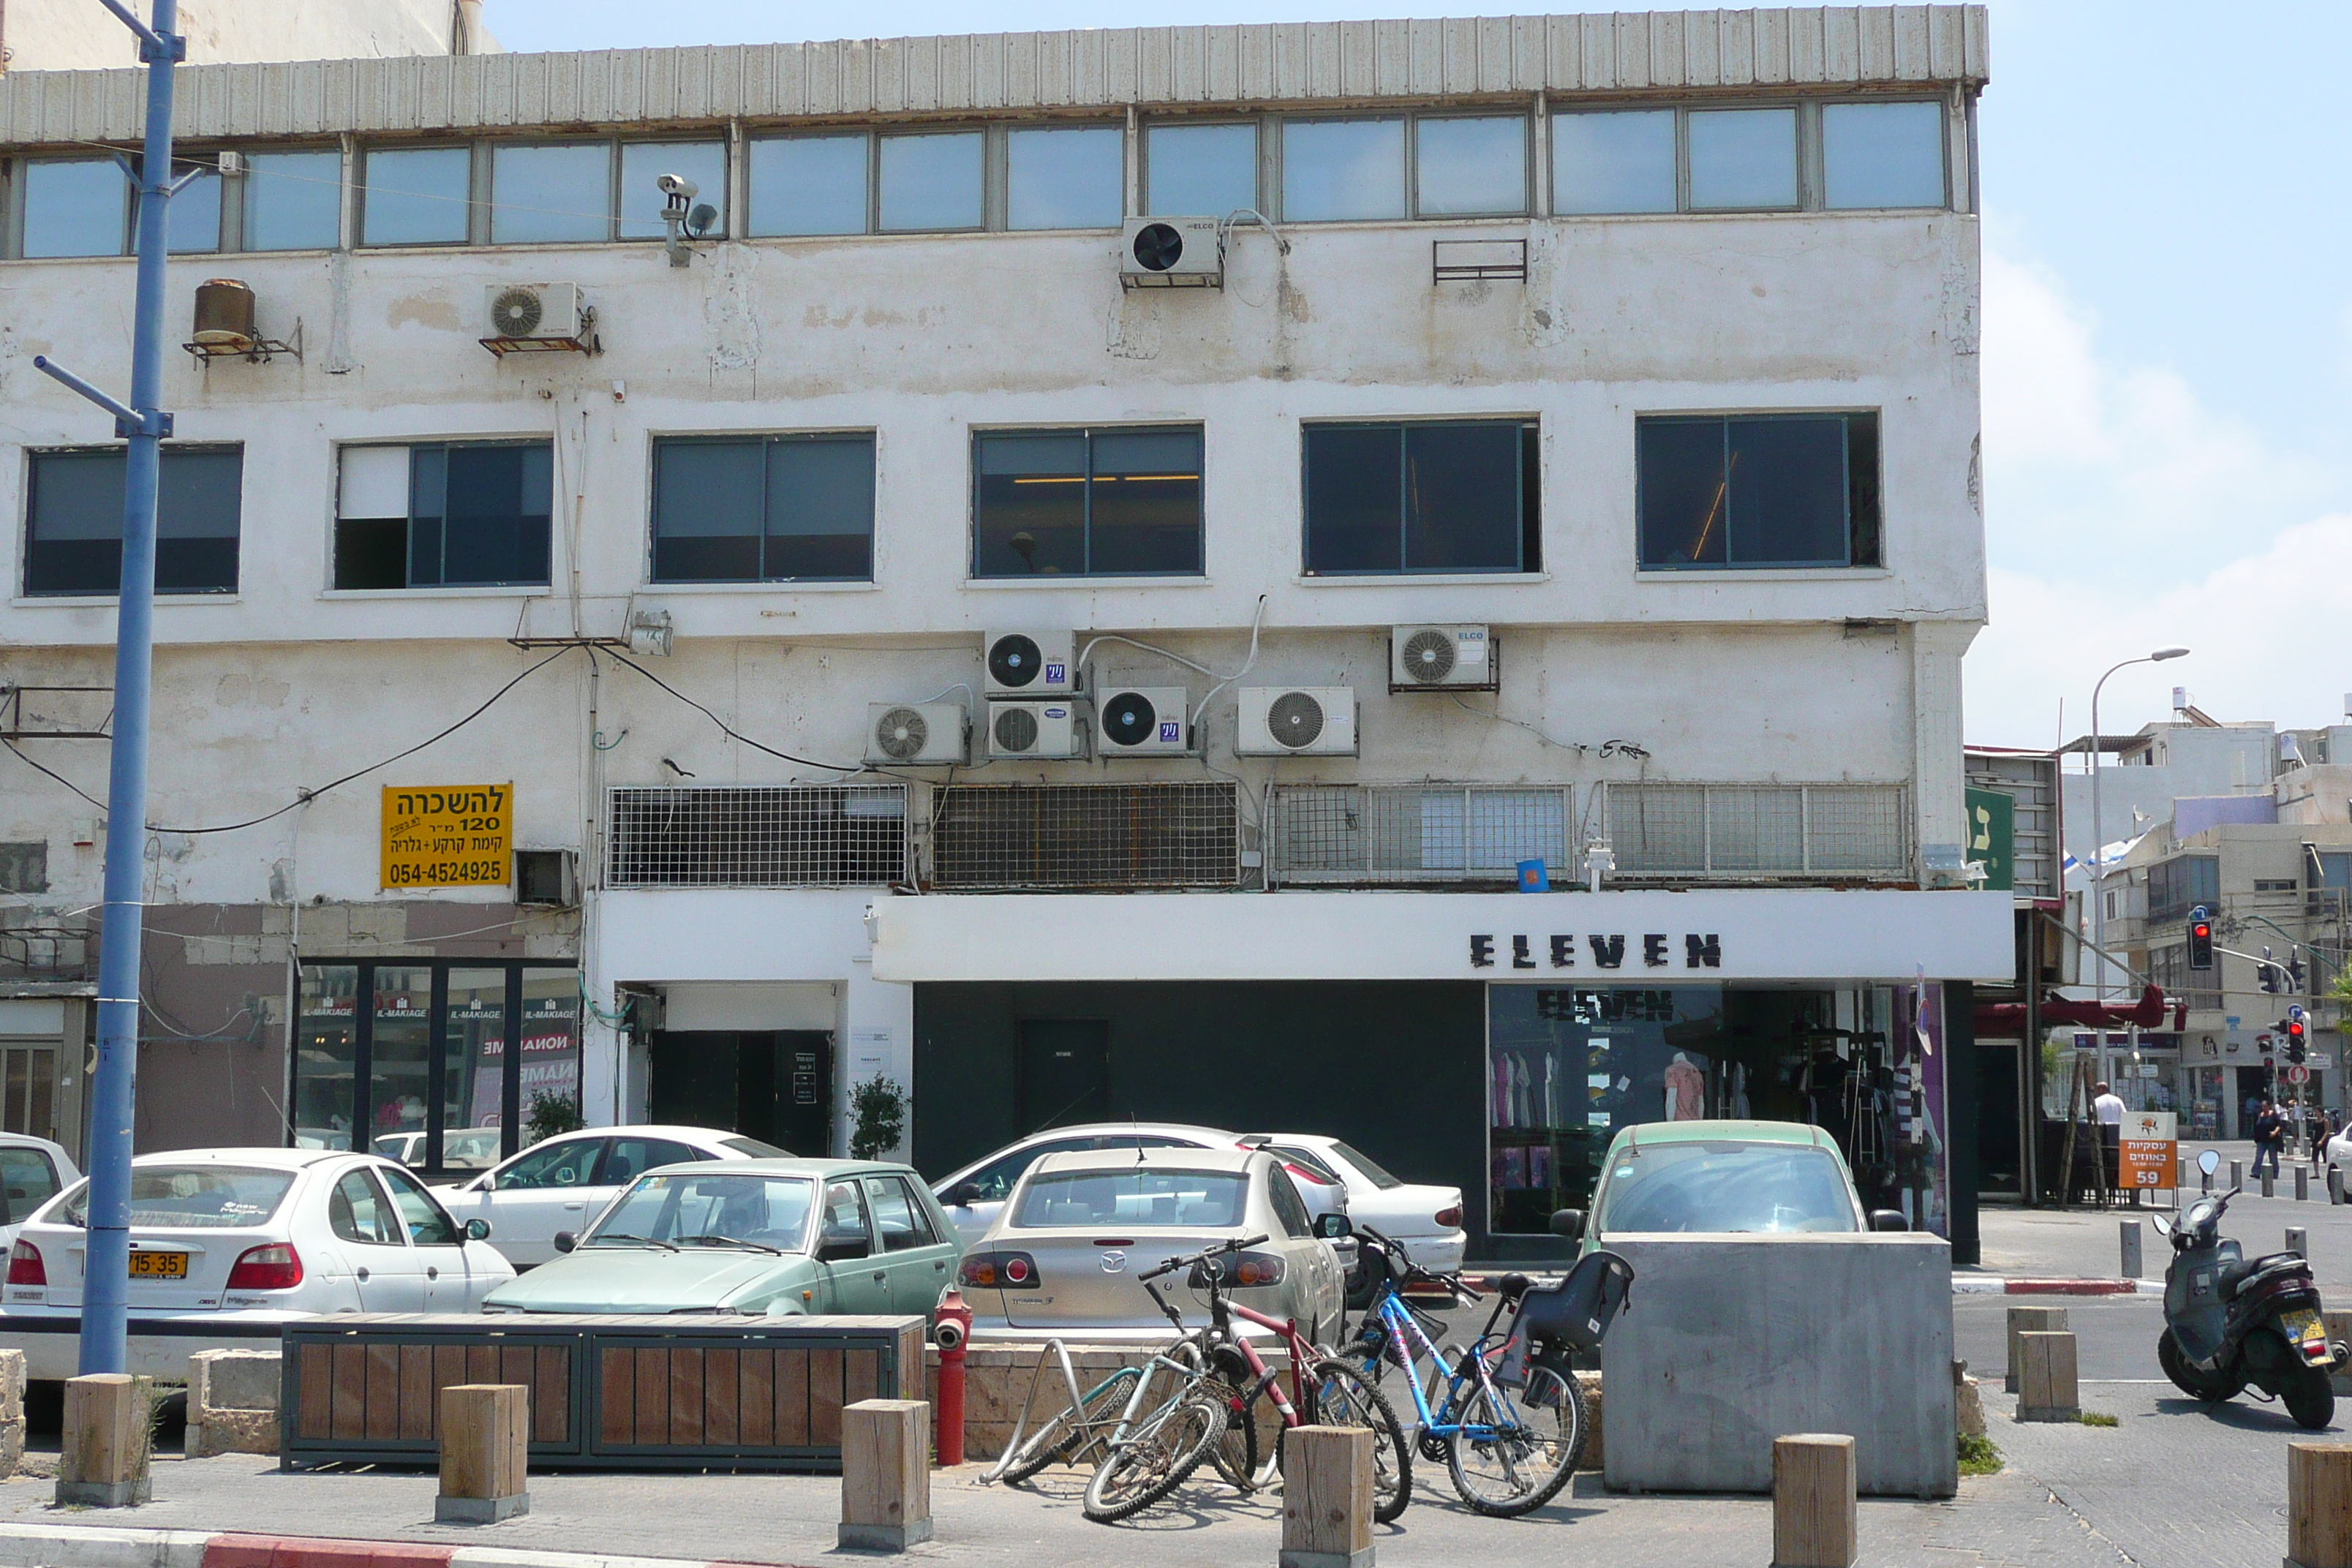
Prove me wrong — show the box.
[2193,921,2212,939]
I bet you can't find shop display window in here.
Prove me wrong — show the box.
[292,960,578,1172]
[1486,983,1945,1238]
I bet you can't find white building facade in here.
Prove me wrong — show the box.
[0,7,2005,1259]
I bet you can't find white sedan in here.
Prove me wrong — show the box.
[0,1132,78,1259]
[0,1147,516,1382]
[1245,1134,1466,1273]
[433,1125,786,1268]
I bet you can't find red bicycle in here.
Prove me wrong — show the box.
[1149,1235,1414,1522]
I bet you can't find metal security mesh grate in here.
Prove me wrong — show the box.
[1270,785,1570,886]
[1604,783,1908,880]
[606,785,910,887]
[931,781,1237,889]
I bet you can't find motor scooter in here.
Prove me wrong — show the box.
[2155,1147,2344,1429]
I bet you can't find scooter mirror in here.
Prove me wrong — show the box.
[2198,1149,2221,1177]
[2150,1213,2171,1237]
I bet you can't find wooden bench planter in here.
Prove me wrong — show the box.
[282,1314,926,1472]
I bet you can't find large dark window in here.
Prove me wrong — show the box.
[972,426,1202,578]
[651,434,875,582]
[1636,412,1880,570]
[25,445,241,596]
[1303,420,1539,576]
[334,441,551,590]
[2147,855,2220,923]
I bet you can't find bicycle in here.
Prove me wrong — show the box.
[1166,1235,1414,1522]
[1337,1225,1631,1517]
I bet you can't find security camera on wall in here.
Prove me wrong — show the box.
[657,173,720,264]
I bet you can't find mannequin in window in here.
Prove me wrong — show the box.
[1663,1052,1705,1122]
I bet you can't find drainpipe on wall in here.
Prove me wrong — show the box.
[452,0,483,55]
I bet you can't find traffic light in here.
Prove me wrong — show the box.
[2261,946,2280,992]
[2282,1017,2309,1064]
[2188,908,2215,971]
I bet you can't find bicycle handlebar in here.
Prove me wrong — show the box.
[1139,1233,1273,1283]
[1354,1223,1481,1300]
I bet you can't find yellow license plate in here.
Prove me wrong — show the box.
[2284,1308,2325,1343]
[128,1252,187,1280]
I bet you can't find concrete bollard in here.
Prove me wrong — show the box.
[2302,1168,2313,1202]
[57,1373,152,1508]
[185,1348,280,1458]
[436,1384,529,1524]
[840,1399,932,1553]
[2268,1172,2280,1199]
[2119,1220,2143,1280]
[2005,1305,2069,1395]
[2292,1228,2312,1261]
[2332,1167,2345,1206]
[2016,1332,2081,1423]
[2328,1313,2352,1398]
[1771,1433,1858,1568]
[0,1349,23,1477]
[2235,1160,2245,1190]
[2288,1441,2352,1568]
[1281,1424,1373,1568]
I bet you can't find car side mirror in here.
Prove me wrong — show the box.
[552,1230,576,1254]
[817,1227,872,1263]
[1548,1208,1586,1241]
[464,1218,491,1242]
[475,1173,497,1193]
[1870,1210,1910,1232]
[1313,1213,1352,1241]
[945,1182,981,1207]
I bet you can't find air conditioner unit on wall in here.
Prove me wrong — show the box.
[1390,625,1498,693]
[984,630,1080,698]
[1096,687,1191,756]
[1237,687,1358,758]
[484,282,582,340]
[1120,217,1224,288]
[988,699,1090,761]
[865,701,968,766]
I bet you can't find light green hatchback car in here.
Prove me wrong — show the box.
[480,1158,962,1319]
[1561,1120,1904,1257]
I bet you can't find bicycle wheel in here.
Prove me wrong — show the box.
[1308,1357,1414,1523]
[1082,1385,1224,1523]
[1204,1379,1262,1493]
[996,1367,1141,1486]
[1444,1368,1583,1518]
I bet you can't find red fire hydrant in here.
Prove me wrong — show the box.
[932,1287,974,1467]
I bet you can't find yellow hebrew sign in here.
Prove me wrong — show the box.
[382,784,513,889]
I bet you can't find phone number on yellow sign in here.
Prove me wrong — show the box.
[385,860,506,886]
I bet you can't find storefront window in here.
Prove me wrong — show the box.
[290,960,575,1172]
[443,969,505,1145]
[519,970,584,1130]
[1487,984,1945,1239]
[294,965,358,1150]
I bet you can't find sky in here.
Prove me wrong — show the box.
[483,0,2352,751]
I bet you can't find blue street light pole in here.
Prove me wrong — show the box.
[31,0,184,1376]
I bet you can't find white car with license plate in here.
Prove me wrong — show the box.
[1245,1134,1466,1274]
[959,1147,1346,1346]
[0,1148,515,1382]
[432,1125,787,1268]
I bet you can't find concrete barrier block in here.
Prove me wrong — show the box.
[1953,1363,1985,1441]
[186,1349,282,1458]
[841,1398,932,1552]
[2328,1313,2352,1398]
[1600,1235,1956,1498]
[57,1374,152,1509]
[2015,1333,2079,1423]
[2004,1306,2068,1395]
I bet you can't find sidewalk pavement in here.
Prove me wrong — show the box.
[0,1441,2138,1568]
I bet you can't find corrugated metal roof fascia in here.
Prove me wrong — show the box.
[0,7,1987,146]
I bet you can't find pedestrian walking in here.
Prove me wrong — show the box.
[2253,1100,2285,1181]
[2094,1080,2126,1196]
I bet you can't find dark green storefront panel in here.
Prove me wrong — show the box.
[914,981,1498,1254]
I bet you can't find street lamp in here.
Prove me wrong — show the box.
[2087,648,2190,1094]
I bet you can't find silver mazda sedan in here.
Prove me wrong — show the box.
[957,1147,1345,1346]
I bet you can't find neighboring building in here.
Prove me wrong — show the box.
[2094,815,2351,1139]
[0,7,2005,1262]
[1,0,493,73]
[1961,745,2063,1205]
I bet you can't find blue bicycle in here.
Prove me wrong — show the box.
[1337,1224,1633,1517]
